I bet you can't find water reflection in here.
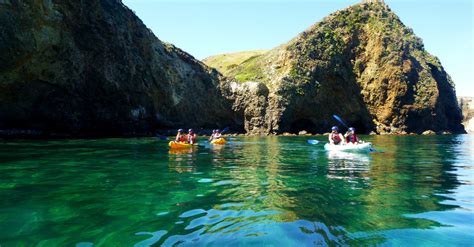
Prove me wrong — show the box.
[156,136,469,245]
[168,148,197,173]
[327,151,371,181]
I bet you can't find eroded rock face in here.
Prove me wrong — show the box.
[1,1,466,137]
[205,2,465,135]
[221,81,269,135]
[459,97,474,133]
[0,0,239,137]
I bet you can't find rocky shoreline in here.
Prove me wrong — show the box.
[0,128,457,139]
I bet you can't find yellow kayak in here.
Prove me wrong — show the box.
[169,141,194,149]
[210,138,226,145]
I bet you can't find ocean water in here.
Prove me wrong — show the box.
[0,135,473,246]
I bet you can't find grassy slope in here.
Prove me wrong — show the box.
[202,50,267,80]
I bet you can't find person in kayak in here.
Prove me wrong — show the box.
[187,129,197,144]
[345,127,359,144]
[175,129,186,143]
[329,126,344,145]
[209,129,216,141]
[214,129,222,139]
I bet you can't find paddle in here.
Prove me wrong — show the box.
[333,115,379,152]
[220,127,230,134]
[333,115,348,129]
[157,134,168,141]
[196,138,210,147]
[307,140,320,145]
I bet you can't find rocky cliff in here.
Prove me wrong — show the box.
[205,2,465,135]
[459,97,474,133]
[0,0,465,137]
[0,0,240,137]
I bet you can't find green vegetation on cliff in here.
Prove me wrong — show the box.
[204,2,465,134]
[0,0,465,136]
[203,50,267,81]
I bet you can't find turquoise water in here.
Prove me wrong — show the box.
[0,135,473,246]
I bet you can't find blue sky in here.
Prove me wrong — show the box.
[123,0,473,96]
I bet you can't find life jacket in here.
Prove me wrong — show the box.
[187,134,196,144]
[176,134,186,142]
[331,133,342,144]
[346,134,358,144]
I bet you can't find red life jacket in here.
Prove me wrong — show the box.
[346,134,358,144]
[331,133,342,144]
[176,135,186,142]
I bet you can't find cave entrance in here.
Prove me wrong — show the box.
[348,120,369,134]
[290,118,317,134]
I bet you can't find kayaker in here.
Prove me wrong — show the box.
[187,129,197,144]
[345,127,359,144]
[329,126,344,145]
[214,129,222,139]
[209,129,216,141]
[175,129,186,143]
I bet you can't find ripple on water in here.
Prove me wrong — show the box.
[197,178,213,183]
[219,203,245,208]
[179,209,207,218]
[134,230,168,247]
[213,180,240,186]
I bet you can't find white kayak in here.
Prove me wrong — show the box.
[324,142,373,152]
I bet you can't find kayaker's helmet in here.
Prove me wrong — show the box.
[212,129,216,133]
[349,127,355,132]
[216,129,221,133]
[189,129,194,133]
[178,129,183,133]
[331,126,338,131]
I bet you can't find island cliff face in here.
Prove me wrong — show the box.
[206,2,465,135]
[459,97,474,133]
[0,0,465,137]
[0,0,239,137]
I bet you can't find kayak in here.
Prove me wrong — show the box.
[210,138,226,145]
[324,142,372,152]
[169,141,194,149]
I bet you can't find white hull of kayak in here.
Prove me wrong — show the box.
[324,143,372,152]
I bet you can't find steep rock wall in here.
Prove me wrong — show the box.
[0,0,240,137]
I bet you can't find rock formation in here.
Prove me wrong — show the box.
[0,0,240,137]
[0,0,466,137]
[205,2,465,135]
[459,97,474,133]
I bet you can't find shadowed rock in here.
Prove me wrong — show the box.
[0,0,240,137]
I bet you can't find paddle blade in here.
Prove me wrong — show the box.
[157,135,168,140]
[221,127,230,134]
[332,115,348,128]
[307,140,319,145]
